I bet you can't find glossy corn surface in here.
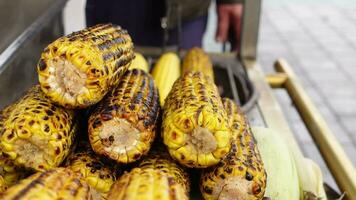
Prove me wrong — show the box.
[107,168,188,200]
[0,86,77,171]
[38,23,134,108]
[151,52,180,106]
[0,168,92,200]
[162,72,231,168]
[89,69,160,164]
[66,151,116,195]
[200,98,266,200]
[182,47,214,80]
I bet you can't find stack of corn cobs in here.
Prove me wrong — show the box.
[0,24,267,200]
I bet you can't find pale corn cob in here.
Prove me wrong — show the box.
[151,52,181,106]
[182,47,214,80]
[89,69,160,164]
[107,168,188,200]
[0,86,77,171]
[129,52,149,72]
[0,168,92,200]
[200,98,266,200]
[162,72,231,168]
[37,23,134,108]
[66,151,117,197]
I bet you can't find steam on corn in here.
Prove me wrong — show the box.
[182,47,214,80]
[66,150,117,196]
[200,98,267,200]
[0,86,77,171]
[89,69,160,164]
[129,52,149,72]
[151,52,181,106]
[162,72,231,168]
[0,168,92,200]
[107,168,188,200]
[37,23,135,108]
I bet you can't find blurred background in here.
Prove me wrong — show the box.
[0,0,355,195]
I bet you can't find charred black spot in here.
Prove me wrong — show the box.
[86,61,92,65]
[43,116,49,120]
[38,59,47,71]
[92,119,102,128]
[29,120,35,126]
[245,171,253,181]
[109,136,114,142]
[46,110,54,116]
[7,131,15,140]
[203,186,213,194]
[224,167,233,174]
[44,124,50,132]
[55,147,60,155]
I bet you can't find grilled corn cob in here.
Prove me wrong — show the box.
[0,168,92,200]
[182,47,214,80]
[151,52,180,106]
[0,104,28,187]
[0,175,6,193]
[107,168,188,200]
[89,69,160,164]
[66,151,117,197]
[129,52,149,72]
[162,72,231,168]
[37,23,135,108]
[200,98,266,200]
[0,86,77,171]
[139,152,190,193]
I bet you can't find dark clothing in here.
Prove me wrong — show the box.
[86,0,165,46]
[85,0,240,48]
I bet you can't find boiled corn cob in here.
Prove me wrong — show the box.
[139,152,190,193]
[151,52,180,106]
[107,168,188,200]
[0,168,92,200]
[89,69,160,164]
[129,52,149,72]
[37,23,135,108]
[66,151,117,197]
[162,72,231,168]
[200,98,266,200]
[182,47,214,80]
[0,86,77,171]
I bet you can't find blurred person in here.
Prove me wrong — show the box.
[86,0,243,51]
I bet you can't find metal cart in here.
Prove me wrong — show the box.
[0,0,355,199]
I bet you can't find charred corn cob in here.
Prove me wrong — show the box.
[0,175,6,193]
[151,52,180,106]
[182,47,214,80]
[0,168,92,200]
[0,105,28,187]
[162,72,231,168]
[89,69,160,164]
[66,151,117,196]
[200,98,266,200]
[129,52,149,72]
[37,23,135,108]
[0,86,77,171]
[107,168,188,200]
[139,152,190,193]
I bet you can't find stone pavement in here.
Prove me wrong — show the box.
[258,0,356,191]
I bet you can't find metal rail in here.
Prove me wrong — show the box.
[266,59,356,199]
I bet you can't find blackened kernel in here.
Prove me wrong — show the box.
[55,147,60,155]
[245,172,253,181]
